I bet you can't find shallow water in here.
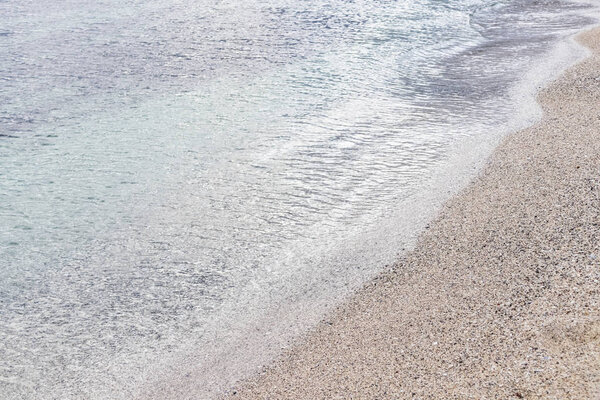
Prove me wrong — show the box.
[0,0,596,398]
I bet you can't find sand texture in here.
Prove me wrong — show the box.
[225,28,600,399]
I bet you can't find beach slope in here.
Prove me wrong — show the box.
[226,27,600,399]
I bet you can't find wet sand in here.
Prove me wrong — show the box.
[225,27,600,399]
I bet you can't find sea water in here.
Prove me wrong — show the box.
[0,0,596,398]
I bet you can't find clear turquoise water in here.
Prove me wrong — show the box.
[0,0,596,398]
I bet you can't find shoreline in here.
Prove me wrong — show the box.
[225,26,600,399]
[137,19,599,400]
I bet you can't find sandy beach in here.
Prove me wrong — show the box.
[225,27,600,399]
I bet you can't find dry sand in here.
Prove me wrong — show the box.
[225,27,600,399]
